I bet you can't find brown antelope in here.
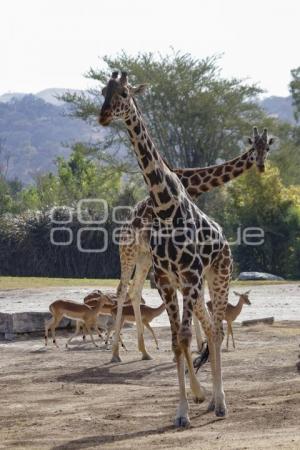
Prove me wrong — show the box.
[83,289,146,305]
[110,303,166,350]
[81,290,166,350]
[80,294,127,350]
[45,297,109,349]
[207,291,251,350]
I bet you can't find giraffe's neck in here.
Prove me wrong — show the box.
[125,102,184,220]
[173,149,255,200]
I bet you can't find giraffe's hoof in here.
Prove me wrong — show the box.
[141,353,153,361]
[215,406,227,418]
[207,399,215,412]
[174,416,190,428]
[193,394,205,404]
[111,355,122,363]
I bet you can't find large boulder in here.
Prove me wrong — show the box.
[237,272,284,281]
[0,311,70,340]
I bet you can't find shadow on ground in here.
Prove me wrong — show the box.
[51,416,221,450]
[57,360,175,385]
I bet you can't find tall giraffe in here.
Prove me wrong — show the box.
[99,71,271,427]
[117,131,273,360]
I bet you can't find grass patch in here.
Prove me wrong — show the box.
[0,276,136,290]
[0,276,297,290]
[232,280,299,286]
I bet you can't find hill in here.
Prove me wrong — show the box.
[0,94,100,183]
[0,89,296,183]
[0,88,82,106]
[260,95,295,124]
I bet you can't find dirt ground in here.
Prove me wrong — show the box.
[0,322,299,450]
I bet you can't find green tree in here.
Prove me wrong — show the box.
[225,165,300,278]
[62,51,270,170]
[289,66,300,122]
[0,176,12,214]
[269,122,300,186]
[21,144,125,211]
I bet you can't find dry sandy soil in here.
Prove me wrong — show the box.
[0,322,299,450]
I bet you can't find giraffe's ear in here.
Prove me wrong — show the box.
[233,291,240,296]
[248,137,253,145]
[131,84,148,95]
[268,137,274,146]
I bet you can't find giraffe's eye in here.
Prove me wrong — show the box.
[121,91,128,98]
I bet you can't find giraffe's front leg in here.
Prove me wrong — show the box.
[156,277,190,428]
[174,353,190,428]
[206,260,231,417]
[193,313,204,352]
[194,294,219,413]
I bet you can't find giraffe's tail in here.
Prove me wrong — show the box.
[193,343,209,373]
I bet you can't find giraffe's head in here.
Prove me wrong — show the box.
[99,71,147,126]
[233,290,251,305]
[248,127,274,173]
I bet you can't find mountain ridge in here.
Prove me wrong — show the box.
[0,88,83,106]
[0,93,100,183]
[0,90,296,184]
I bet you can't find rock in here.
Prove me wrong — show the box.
[237,272,284,281]
[0,311,70,339]
[242,317,274,326]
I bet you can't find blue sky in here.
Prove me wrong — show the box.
[1,0,299,96]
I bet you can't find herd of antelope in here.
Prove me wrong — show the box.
[45,287,251,353]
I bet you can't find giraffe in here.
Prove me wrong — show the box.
[99,71,272,427]
[116,130,274,360]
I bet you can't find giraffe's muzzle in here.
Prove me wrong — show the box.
[99,109,112,126]
[257,164,265,173]
[99,99,113,126]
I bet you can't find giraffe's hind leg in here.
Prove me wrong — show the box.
[112,226,137,363]
[129,252,153,360]
[206,244,232,417]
